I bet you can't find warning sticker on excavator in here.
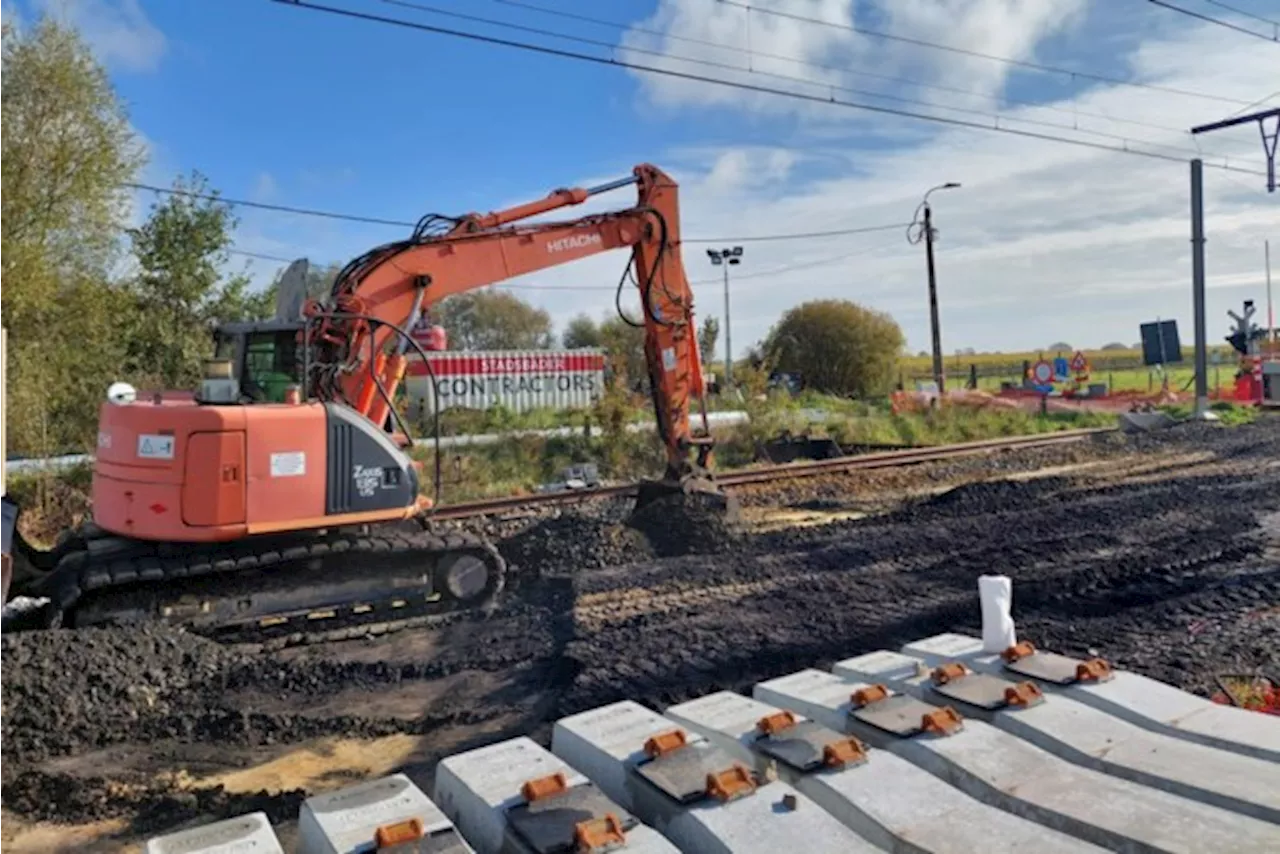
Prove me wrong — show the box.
[136,434,175,460]
[270,451,306,477]
[662,347,677,372]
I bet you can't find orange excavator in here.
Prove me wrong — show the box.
[5,164,727,639]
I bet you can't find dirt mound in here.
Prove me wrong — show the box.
[925,476,1067,510]
[3,770,305,835]
[1,626,241,762]
[625,491,743,558]
[499,515,653,578]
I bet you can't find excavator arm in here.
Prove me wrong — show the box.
[305,163,714,481]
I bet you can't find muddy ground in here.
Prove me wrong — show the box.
[3,419,1279,851]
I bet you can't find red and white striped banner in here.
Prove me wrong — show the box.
[403,349,606,413]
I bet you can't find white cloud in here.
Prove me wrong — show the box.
[37,0,165,72]
[619,0,1089,117]
[251,172,279,203]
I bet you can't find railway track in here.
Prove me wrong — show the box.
[431,427,1115,520]
[3,428,1113,647]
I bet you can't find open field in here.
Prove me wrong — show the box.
[897,347,1243,394]
[3,416,1278,851]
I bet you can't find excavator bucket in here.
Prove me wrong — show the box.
[631,474,741,526]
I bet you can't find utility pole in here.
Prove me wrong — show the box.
[1187,110,1280,417]
[706,246,743,387]
[1190,159,1210,418]
[910,182,961,393]
[924,203,944,393]
[1187,107,1278,417]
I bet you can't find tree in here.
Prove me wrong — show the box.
[434,291,553,350]
[598,315,647,391]
[2,17,145,454]
[764,299,904,397]
[1047,342,1072,351]
[562,313,602,349]
[1101,342,1130,351]
[126,171,270,389]
[698,316,720,364]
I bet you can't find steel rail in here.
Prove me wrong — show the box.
[430,428,1114,519]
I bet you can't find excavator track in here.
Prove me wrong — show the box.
[10,524,506,645]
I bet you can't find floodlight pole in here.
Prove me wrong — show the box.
[707,247,743,388]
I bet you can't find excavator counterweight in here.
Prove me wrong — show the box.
[3,164,732,639]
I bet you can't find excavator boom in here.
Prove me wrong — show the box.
[313,164,711,481]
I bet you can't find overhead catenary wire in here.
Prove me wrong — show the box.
[486,0,1219,140]
[268,0,1270,180]
[1144,0,1278,42]
[233,240,904,290]
[229,248,298,263]
[684,223,908,244]
[136,178,916,247]
[369,0,1253,164]
[712,0,1261,104]
[1224,88,1280,119]
[127,181,418,227]
[1199,0,1280,27]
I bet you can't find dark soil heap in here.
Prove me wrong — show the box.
[499,515,653,578]
[625,491,743,558]
[1,626,240,762]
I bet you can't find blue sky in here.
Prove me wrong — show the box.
[14,0,1280,355]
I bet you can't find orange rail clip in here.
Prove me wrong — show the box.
[706,764,757,802]
[822,737,869,769]
[1004,681,1044,708]
[644,729,688,759]
[374,818,424,849]
[757,710,798,735]
[574,814,626,852]
[1002,641,1037,663]
[852,684,890,707]
[1075,658,1113,682]
[521,772,569,803]
[921,706,963,737]
[931,662,969,685]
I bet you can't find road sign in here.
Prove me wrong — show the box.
[1031,360,1054,384]
[1070,351,1089,373]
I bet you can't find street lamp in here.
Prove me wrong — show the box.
[909,182,961,393]
[706,246,743,388]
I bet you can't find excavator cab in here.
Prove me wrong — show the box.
[211,321,304,403]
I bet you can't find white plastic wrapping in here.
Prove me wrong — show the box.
[979,574,1017,653]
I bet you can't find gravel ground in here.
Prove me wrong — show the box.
[3,417,1278,849]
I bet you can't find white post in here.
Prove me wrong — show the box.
[0,327,6,501]
[1267,240,1274,344]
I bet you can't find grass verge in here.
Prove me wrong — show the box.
[4,394,1128,544]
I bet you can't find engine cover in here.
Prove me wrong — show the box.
[324,403,419,514]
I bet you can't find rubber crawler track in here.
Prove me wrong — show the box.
[18,527,506,642]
